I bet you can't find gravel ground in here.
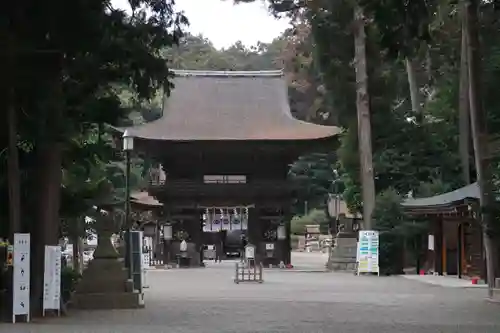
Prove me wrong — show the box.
[1,252,499,333]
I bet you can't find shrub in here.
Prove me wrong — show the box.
[372,188,407,275]
[290,209,329,235]
[61,266,82,303]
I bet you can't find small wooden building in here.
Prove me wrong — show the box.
[122,70,340,266]
[402,183,484,279]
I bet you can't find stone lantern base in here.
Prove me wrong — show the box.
[326,231,358,272]
[71,257,143,309]
[71,207,143,310]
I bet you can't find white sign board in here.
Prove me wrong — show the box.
[142,253,149,288]
[245,244,255,260]
[428,234,435,251]
[356,230,380,275]
[12,233,31,323]
[43,246,62,315]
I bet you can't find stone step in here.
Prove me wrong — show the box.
[491,288,500,302]
[71,291,144,310]
[76,275,133,293]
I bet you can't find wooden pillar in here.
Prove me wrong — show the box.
[185,208,203,266]
[458,222,466,277]
[194,209,204,266]
[282,207,292,265]
[442,221,447,275]
[436,218,443,275]
[247,207,262,263]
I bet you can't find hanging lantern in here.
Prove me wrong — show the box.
[277,224,287,240]
[162,223,173,241]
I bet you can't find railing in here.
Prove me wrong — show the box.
[144,248,164,267]
[234,261,264,284]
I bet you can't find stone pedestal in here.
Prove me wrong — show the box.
[168,241,201,267]
[327,232,358,272]
[72,210,143,309]
[492,278,500,301]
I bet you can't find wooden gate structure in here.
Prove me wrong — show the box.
[117,70,341,267]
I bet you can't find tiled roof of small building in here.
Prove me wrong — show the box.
[402,182,479,208]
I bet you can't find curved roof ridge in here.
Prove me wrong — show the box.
[171,69,284,77]
[274,75,341,129]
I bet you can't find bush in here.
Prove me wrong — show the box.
[372,188,407,275]
[291,209,329,235]
[61,266,82,303]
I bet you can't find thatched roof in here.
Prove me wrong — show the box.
[125,70,340,141]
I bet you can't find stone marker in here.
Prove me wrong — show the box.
[72,209,143,309]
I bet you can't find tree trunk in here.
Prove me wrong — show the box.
[405,57,421,114]
[7,89,21,237]
[71,230,79,271]
[31,141,63,315]
[31,64,64,315]
[354,5,376,230]
[464,0,498,296]
[458,7,471,185]
[71,218,85,274]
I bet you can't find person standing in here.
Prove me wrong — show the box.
[240,233,248,260]
[215,232,223,263]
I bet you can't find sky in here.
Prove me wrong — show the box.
[111,0,290,49]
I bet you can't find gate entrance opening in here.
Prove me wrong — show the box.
[202,206,249,260]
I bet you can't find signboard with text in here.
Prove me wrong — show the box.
[13,233,30,323]
[356,230,379,275]
[43,245,62,315]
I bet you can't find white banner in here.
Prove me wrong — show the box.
[204,215,248,232]
[356,230,380,275]
[13,233,31,323]
[428,234,435,251]
[43,246,62,314]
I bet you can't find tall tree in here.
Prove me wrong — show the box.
[353,5,376,229]
[458,6,471,184]
[1,0,187,314]
[464,0,497,294]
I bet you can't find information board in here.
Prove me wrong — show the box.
[131,230,145,306]
[244,244,255,260]
[356,230,379,275]
[12,233,31,323]
[43,245,62,315]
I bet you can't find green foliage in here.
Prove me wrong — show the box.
[0,0,188,246]
[61,266,82,303]
[373,188,427,275]
[163,34,283,71]
[289,152,341,213]
[290,209,329,235]
[361,0,435,58]
[414,179,453,198]
[372,188,407,275]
